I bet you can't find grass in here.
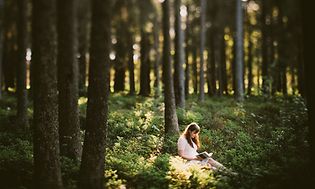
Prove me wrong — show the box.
[0,93,310,188]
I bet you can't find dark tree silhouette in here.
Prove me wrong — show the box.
[235,0,244,101]
[32,0,63,187]
[174,0,185,108]
[78,0,91,94]
[79,0,111,188]
[199,0,206,101]
[16,0,28,129]
[57,0,82,160]
[162,0,179,135]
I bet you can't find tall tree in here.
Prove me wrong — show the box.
[261,0,271,95]
[235,0,244,101]
[174,0,185,108]
[185,4,191,97]
[79,0,111,188]
[16,0,28,129]
[128,32,136,95]
[0,0,3,98]
[77,0,91,95]
[139,0,152,96]
[32,0,63,187]
[162,0,179,135]
[57,0,82,160]
[199,0,206,101]
[153,14,161,96]
[2,0,17,92]
[301,0,315,183]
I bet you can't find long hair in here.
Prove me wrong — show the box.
[182,122,200,149]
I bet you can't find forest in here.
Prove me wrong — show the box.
[0,0,314,188]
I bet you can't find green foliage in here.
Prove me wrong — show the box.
[0,132,33,189]
[0,94,310,189]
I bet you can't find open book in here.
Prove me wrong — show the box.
[196,151,213,159]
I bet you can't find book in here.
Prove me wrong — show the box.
[196,151,213,159]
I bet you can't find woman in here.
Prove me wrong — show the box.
[177,122,224,170]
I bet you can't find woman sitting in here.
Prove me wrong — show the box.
[177,122,225,170]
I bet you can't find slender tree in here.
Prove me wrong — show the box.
[185,4,191,97]
[32,0,63,187]
[162,0,179,135]
[0,0,3,98]
[16,0,28,129]
[139,0,151,96]
[153,15,161,96]
[128,32,136,96]
[199,0,206,101]
[57,0,82,160]
[79,0,111,188]
[78,0,91,94]
[2,0,17,92]
[301,0,315,183]
[174,0,185,107]
[235,0,244,101]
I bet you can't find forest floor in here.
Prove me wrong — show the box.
[0,93,311,189]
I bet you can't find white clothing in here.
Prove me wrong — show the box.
[177,135,199,159]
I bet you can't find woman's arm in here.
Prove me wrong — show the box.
[178,149,199,161]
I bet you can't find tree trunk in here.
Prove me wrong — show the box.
[153,16,161,96]
[235,0,244,101]
[192,46,198,94]
[114,22,127,92]
[185,5,190,97]
[207,28,216,96]
[3,0,17,92]
[0,0,4,98]
[297,36,304,97]
[247,31,253,95]
[139,31,151,96]
[128,33,135,96]
[57,0,82,160]
[32,0,63,187]
[16,0,28,129]
[162,0,179,135]
[79,0,111,188]
[301,0,315,183]
[78,0,91,95]
[216,33,223,96]
[220,35,228,95]
[174,0,185,108]
[261,0,270,95]
[199,0,206,101]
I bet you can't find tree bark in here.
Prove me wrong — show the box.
[16,0,28,129]
[235,0,244,101]
[185,4,190,97]
[114,21,127,92]
[153,16,161,96]
[57,0,82,160]
[139,31,151,96]
[247,31,253,95]
[174,0,185,108]
[261,0,271,95]
[3,0,17,92]
[79,0,111,188]
[0,0,4,98]
[162,0,179,135]
[32,0,63,187]
[128,33,135,96]
[78,0,91,95]
[199,0,206,101]
[301,0,315,183]
[220,35,228,95]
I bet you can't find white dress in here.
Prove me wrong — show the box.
[177,135,224,168]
